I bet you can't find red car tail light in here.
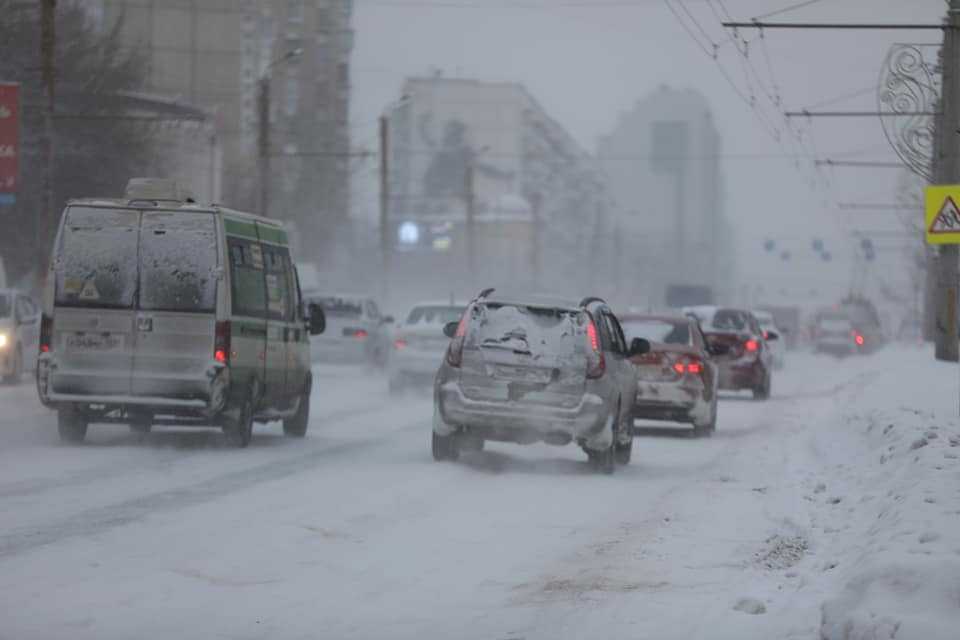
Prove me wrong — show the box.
[744,339,759,353]
[393,338,408,350]
[672,357,704,376]
[585,316,606,379]
[39,314,54,354]
[855,334,865,346]
[214,321,231,364]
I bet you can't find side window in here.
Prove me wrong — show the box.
[262,245,293,322]
[227,237,266,318]
[604,312,627,354]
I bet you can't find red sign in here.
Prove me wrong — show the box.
[0,83,20,202]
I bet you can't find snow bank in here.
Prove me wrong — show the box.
[818,347,960,640]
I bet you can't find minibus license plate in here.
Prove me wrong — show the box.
[66,333,123,352]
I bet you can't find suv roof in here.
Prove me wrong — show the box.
[475,289,588,312]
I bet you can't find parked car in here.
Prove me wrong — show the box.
[389,301,465,393]
[620,313,719,437]
[752,309,786,369]
[432,290,649,473]
[812,309,861,357]
[0,289,41,384]
[36,178,326,446]
[303,293,392,367]
[694,307,777,400]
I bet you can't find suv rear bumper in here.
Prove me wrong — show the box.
[435,381,610,447]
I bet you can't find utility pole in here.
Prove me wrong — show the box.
[934,0,960,362]
[40,0,56,275]
[464,161,476,292]
[257,76,270,216]
[379,115,390,301]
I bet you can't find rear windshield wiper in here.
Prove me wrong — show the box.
[481,340,532,356]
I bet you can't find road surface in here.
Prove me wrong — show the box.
[0,349,955,639]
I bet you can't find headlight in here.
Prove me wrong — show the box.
[0,333,7,349]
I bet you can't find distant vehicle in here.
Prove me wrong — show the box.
[812,309,862,357]
[756,305,800,350]
[666,284,713,309]
[620,313,720,437]
[388,301,465,393]
[432,290,649,473]
[696,307,777,400]
[752,309,786,369]
[36,178,326,446]
[839,296,884,353]
[0,289,41,384]
[303,294,393,367]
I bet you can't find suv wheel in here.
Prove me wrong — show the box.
[283,391,310,438]
[432,431,460,462]
[58,404,88,444]
[224,398,254,448]
[614,405,633,465]
[588,410,616,474]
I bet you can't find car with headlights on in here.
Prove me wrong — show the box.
[432,290,649,473]
[389,301,465,393]
[620,313,719,437]
[0,289,41,384]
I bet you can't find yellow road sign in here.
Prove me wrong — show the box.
[926,185,960,244]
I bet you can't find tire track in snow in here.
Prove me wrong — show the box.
[0,415,429,561]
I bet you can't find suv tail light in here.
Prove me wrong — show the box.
[215,321,231,364]
[39,314,53,354]
[446,313,469,368]
[586,317,606,379]
[744,339,759,353]
[854,334,865,346]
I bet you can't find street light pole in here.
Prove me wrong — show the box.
[379,115,390,301]
[256,48,301,218]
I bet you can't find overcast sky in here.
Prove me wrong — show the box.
[350,0,944,307]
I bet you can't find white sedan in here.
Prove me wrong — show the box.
[388,301,465,393]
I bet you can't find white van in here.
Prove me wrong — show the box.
[36,178,325,446]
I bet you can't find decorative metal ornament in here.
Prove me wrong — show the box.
[877,43,940,182]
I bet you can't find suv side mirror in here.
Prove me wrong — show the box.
[627,337,650,357]
[442,321,458,338]
[307,303,326,336]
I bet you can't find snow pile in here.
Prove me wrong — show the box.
[817,349,960,640]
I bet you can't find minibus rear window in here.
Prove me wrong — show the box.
[55,207,139,309]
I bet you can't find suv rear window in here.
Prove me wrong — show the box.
[406,305,464,325]
[139,211,218,312]
[55,207,139,309]
[476,303,584,358]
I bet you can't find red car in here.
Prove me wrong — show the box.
[687,307,777,400]
[620,314,719,437]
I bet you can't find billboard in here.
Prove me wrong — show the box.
[0,83,19,205]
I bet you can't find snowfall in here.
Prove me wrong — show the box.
[0,345,958,640]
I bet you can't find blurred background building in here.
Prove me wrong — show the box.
[80,0,354,262]
[598,86,735,308]
[382,75,611,301]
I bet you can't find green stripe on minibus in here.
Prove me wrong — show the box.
[224,218,258,239]
[256,225,288,246]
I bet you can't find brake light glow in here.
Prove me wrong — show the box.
[672,358,704,375]
[585,317,606,379]
[855,334,865,346]
[393,338,408,350]
[354,329,369,340]
[744,339,759,353]
[214,321,231,364]
[39,314,53,354]
[687,361,703,374]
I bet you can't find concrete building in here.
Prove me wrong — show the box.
[83,0,353,260]
[383,76,610,300]
[598,86,734,307]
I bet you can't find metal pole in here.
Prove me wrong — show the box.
[465,162,476,291]
[40,0,56,276]
[257,77,270,216]
[379,115,390,302]
[935,0,960,363]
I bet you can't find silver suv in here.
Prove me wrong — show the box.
[432,291,648,473]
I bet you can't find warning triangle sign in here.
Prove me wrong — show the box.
[929,196,960,234]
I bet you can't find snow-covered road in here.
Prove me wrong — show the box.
[1,349,957,639]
